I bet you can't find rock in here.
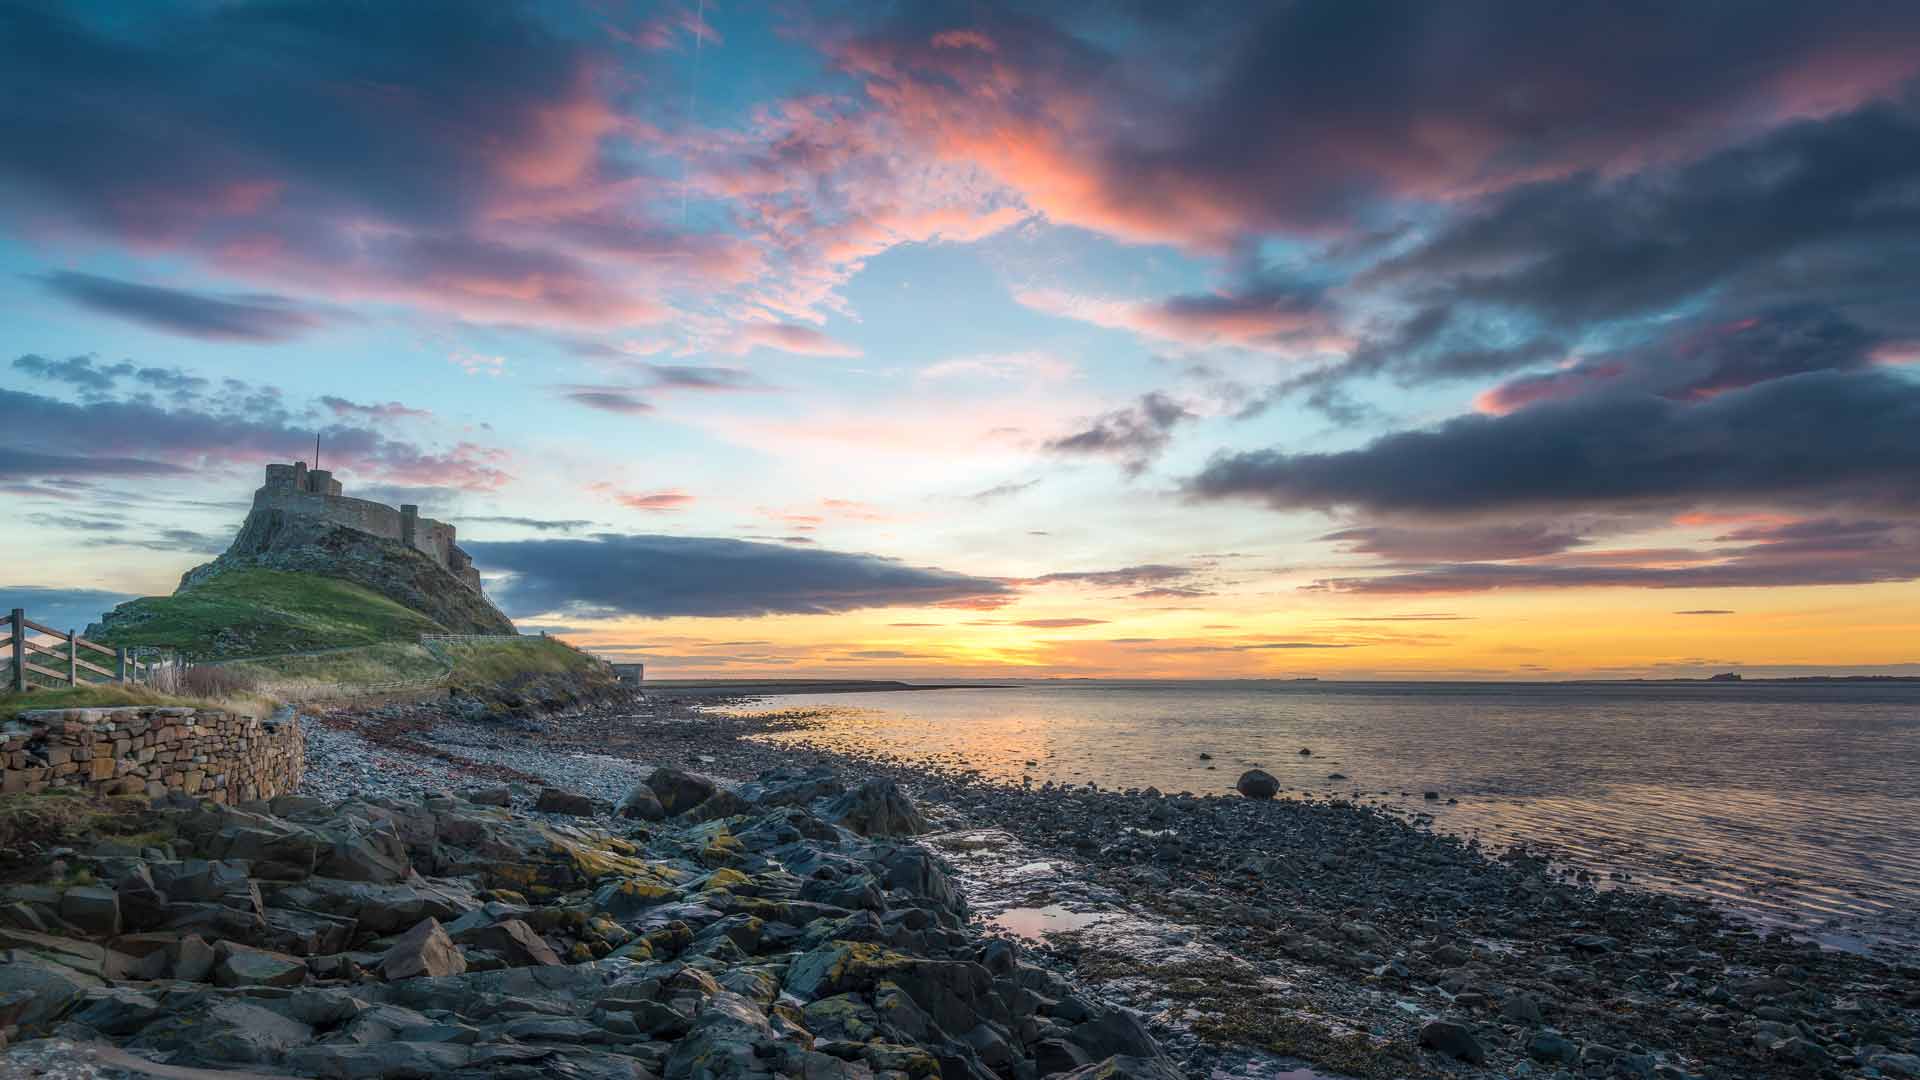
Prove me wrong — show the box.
[534,788,599,816]
[617,783,666,821]
[1419,1017,1487,1063]
[138,998,314,1066]
[379,917,467,980]
[115,866,169,931]
[1235,769,1279,799]
[0,950,104,1031]
[646,767,719,815]
[284,1042,482,1078]
[58,886,122,937]
[466,786,512,807]
[1424,790,1440,799]
[1054,1055,1186,1080]
[822,778,929,837]
[173,934,216,981]
[212,940,308,988]
[449,918,562,967]
[1867,1052,1920,1078]
[1501,991,1546,1024]
[663,991,774,1078]
[1068,1009,1166,1063]
[1527,1030,1579,1065]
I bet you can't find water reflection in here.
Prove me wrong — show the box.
[734,680,1920,952]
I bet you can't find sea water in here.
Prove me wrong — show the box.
[743,680,1920,954]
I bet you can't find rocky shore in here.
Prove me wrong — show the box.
[0,720,1175,1078]
[5,688,1915,1080]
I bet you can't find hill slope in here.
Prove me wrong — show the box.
[193,507,517,637]
[88,569,446,658]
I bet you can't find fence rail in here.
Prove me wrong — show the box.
[4,608,181,692]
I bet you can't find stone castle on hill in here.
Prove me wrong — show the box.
[257,460,482,593]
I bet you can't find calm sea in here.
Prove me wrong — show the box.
[743,680,1920,955]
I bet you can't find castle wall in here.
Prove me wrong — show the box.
[252,463,481,593]
[254,488,406,544]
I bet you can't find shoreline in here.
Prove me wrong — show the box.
[285,689,1920,1079]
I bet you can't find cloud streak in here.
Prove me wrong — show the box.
[466,534,1012,618]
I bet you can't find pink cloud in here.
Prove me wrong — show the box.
[721,323,862,357]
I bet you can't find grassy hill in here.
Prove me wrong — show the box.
[90,568,445,659]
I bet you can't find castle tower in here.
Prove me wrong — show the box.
[400,504,419,548]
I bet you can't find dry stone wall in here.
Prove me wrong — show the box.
[0,705,302,803]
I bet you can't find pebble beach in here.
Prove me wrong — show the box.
[283,688,1920,1079]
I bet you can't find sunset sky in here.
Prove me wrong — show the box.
[4,1,1920,679]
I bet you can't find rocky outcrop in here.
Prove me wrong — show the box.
[178,508,516,636]
[0,771,1170,1077]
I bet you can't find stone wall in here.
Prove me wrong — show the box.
[0,706,303,803]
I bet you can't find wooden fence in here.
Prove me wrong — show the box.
[4,609,178,693]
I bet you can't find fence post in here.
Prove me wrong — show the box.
[116,647,127,684]
[8,610,22,693]
[68,629,78,687]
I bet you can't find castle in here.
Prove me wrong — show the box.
[256,461,483,592]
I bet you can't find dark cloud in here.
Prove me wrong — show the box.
[1476,306,1885,414]
[1310,518,1920,593]
[38,272,329,342]
[88,528,228,554]
[1321,523,1590,561]
[1372,96,1920,329]
[1027,565,1193,589]
[11,353,133,396]
[27,512,125,532]
[639,365,762,393]
[0,3,695,329]
[1014,618,1107,628]
[1044,392,1193,475]
[2,386,509,490]
[563,390,655,415]
[0,446,188,481]
[1190,370,1920,516]
[842,1,1920,250]
[967,479,1040,502]
[321,396,431,420]
[465,534,1012,618]
[0,585,138,632]
[1131,586,1213,599]
[463,516,595,532]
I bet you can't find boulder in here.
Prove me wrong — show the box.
[466,786,513,807]
[213,940,308,988]
[534,788,599,816]
[449,918,562,967]
[59,886,123,937]
[1054,1056,1186,1080]
[617,784,666,821]
[1420,1017,1488,1064]
[133,998,315,1066]
[822,778,928,837]
[173,934,216,981]
[115,866,170,931]
[0,949,104,1031]
[646,767,719,815]
[379,917,467,980]
[1235,769,1279,799]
